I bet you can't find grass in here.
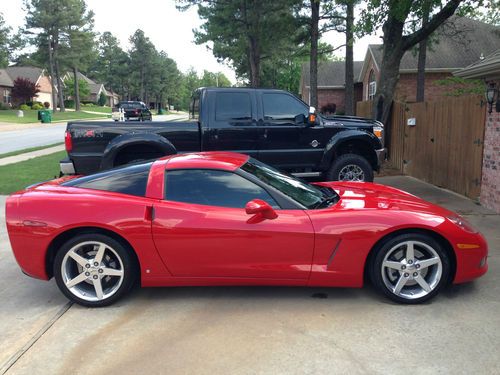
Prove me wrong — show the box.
[0,151,66,194]
[0,109,109,124]
[0,142,64,159]
[80,106,112,114]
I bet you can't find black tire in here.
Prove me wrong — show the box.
[326,153,373,182]
[369,233,450,304]
[53,233,137,307]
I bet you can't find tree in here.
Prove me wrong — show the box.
[199,70,231,87]
[11,77,40,104]
[0,13,13,67]
[128,29,157,101]
[178,0,299,87]
[361,0,479,125]
[63,0,96,111]
[63,77,90,100]
[98,91,106,106]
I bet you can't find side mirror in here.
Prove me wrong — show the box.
[294,113,306,124]
[245,199,278,221]
[307,106,317,126]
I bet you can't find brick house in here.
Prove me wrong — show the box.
[0,66,53,107]
[63,71,120,107]
[359,17,500,103]
[299,61,364,114]
[455,50,500,213]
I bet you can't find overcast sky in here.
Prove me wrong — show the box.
[2,0,381,84]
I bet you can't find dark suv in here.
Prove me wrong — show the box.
[113,101,152,121]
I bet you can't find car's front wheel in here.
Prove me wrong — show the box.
[53,233,136,307]
[370,233,451,304]
[327,154,373,182]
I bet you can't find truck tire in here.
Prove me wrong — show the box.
[327,153,374,182]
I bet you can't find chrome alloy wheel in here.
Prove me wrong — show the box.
[338,164,365,181]
[61,241,124,302]
[381,240,443,300]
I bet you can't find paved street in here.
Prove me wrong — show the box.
[0,113,188,154]
[0,176,498,375]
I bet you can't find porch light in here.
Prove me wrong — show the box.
[485,83,497,114]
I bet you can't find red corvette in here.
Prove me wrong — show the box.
[6,152,488,307]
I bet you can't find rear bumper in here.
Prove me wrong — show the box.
[60,157,75,175]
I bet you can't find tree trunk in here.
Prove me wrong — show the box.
[371,17,405,124]
[344,0,355,115]
[53,38,65,112]
[416,2,430,102]
[309,0,320,108]
[73,67,80,111]
[47,37,57,110]
[248,36,260,87]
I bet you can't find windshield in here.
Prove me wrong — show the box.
[240,158,338,209]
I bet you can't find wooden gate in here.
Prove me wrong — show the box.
[357,96,486,199]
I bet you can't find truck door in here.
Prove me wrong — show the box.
[204,90,261,158]
[257,92,332,170]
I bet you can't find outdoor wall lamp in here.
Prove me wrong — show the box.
[485,82,498,114]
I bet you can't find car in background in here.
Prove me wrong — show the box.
[6,152,488,307]
[112,101,152,122]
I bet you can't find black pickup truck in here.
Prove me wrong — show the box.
[61,87,386,181]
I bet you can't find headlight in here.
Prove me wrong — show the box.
[373,121,384,147]
[447,216,478,233]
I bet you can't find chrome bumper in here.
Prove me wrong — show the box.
[60,158,75,175]
[376,148,387,168]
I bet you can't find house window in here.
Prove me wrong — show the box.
[3,89,11,104]
[368,70,376,100]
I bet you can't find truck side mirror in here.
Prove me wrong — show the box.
[307,106,317,126]
[294,113,306,124]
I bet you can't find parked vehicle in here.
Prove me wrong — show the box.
[7,152,488,307]
[111,101,152,122]
[61,88,386,181]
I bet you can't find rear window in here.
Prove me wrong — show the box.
[119,102,143,109]
[62,162,153,197]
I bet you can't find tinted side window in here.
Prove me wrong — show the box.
[215,92,252,121]
[262,93,308,122]
[190,93,200,120]
[62,163,152,197]
[165,169,278,208]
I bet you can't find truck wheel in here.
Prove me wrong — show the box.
[327,154,373,182]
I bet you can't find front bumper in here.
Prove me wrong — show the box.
[375,148,387,168]
[60,157,75,175]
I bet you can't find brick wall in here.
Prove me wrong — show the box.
[37,75,52,94]
[480,81,500,213]
[394,72,470,102]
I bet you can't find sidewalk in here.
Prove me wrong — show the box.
[0,144,65,167]
[0,121,67,132]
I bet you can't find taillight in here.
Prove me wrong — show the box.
[65,131,73,152]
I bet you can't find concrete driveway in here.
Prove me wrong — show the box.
[0,176,498,375]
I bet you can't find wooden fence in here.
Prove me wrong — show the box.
[356,96,486,199]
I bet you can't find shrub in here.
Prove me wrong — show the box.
[32,103,44,110]
[64,99,75,108]
[43,102,50,109]
[19,104,30,110]
[98,91,107,106]
[12,78,41,105]
[320,103,337,115]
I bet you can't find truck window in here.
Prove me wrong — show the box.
[190,94,200,120]
[262,93,308,122]
[215,92,252,121]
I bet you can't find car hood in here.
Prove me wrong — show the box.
[316,181,455,217]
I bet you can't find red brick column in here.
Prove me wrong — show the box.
[480,87,500,213]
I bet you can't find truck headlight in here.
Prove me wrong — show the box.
[373,121,384,147]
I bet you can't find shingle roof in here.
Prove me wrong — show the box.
[5,66,44,84]
[369,17,500,72]
[89,83,103,95]
[302,60,364,88]
[454,49,500,79]
[0,69,14,87]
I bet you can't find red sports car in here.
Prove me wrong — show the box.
[6,152,488,307]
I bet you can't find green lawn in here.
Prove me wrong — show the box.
[0,151,66,194]
[0,142,63,159]
[81,106,112,113]
[0,109,109,124]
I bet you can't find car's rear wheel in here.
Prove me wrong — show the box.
[327,154,373,182]
[370,233,450,304]
[54,233,136,307]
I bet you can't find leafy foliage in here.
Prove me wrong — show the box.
[11,77,41,104]
[63,77,90,99]
[98,91,106,106]
[435,76,485,96]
